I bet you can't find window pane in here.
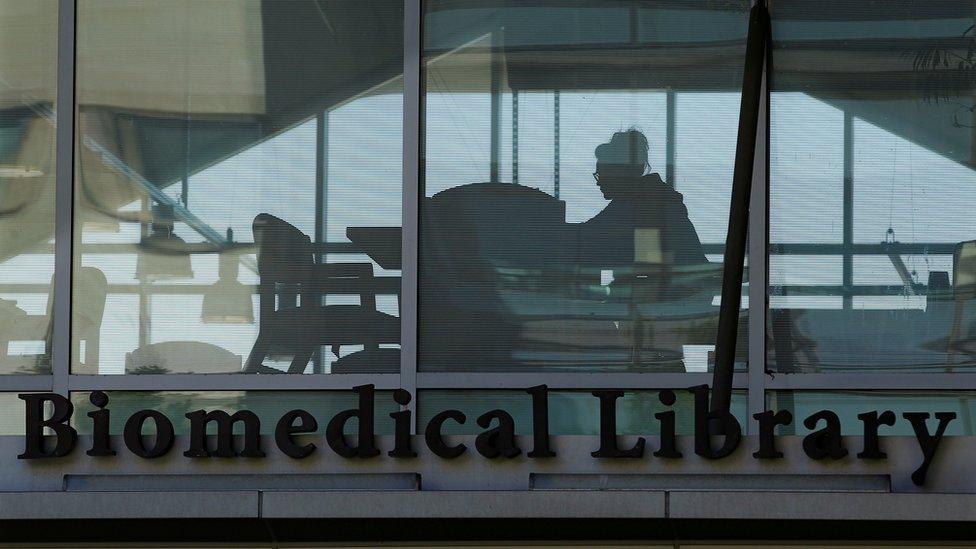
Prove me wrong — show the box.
[420,1,748,373]
[0,1,57,375]
[418,390,748,435]
[769,2,976,373]
[768,391,976,435]
[73,1,403,374]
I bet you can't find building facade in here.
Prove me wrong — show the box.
[0,0,975,545]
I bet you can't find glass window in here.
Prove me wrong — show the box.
[73,0,403,374]
[768,391,976,435]
[769,2,976,373]
[0,1,57,375]
[420,1,749,373]
[419,390,748,435]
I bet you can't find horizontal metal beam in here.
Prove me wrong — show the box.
[765,372,976,391]
[67,374,402,392]
[0,376,53,392]
[416,372,749,390]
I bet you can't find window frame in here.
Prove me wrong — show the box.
[1,0,963,440]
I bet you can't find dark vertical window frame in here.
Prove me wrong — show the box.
[52,0,77,396]
[402,0,423,429]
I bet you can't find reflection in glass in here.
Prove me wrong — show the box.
[74,1,403,374]
[419,390,748,435]
[769,2,976,373]
[420,1,749,372]
[768,391,976,436]
[0,1,57,374]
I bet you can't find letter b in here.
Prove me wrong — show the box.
[19,393,77,459]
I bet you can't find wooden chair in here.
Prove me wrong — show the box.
[244,213,400,374]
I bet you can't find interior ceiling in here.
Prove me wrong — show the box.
[55,1,976,192]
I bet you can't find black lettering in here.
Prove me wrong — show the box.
[689,384,741,459]
[388,389,416,458]
[123,410,174,459]
[86,391,115,457]
[18,393,76,459]
[653,389,681,458]
[526,385,555,458]
[752,410,792,459]
[802,410,847,460]
[857,410,895,459]
[591,390,645,458]
[475,409,521,458]
[903,411,956,486]
[275,409,317,458]
[326,384,381,458]
[184,410,264,458]
[425,410,466,458]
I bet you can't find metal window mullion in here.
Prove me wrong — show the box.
[401,0,421,431]
[52,0,76,396]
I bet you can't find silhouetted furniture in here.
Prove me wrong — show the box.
[0,299,47,373]
[346,226,402,270]
[73,266,108,369]
[244,213,400,374]
[126,341,242,374]
[420,182,576,370]
[420,182,729,372]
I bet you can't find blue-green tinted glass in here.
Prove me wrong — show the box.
[768,391,976,436]
[419,390,748,435]
[71,391,396,435]
[420,1,749,373]
[769,2,976,372]
[0,1,57,374]
[73,1,403,374]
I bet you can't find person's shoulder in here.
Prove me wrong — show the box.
[638,174,685,200]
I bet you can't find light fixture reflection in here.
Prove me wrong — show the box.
[0,165,43,178]
[135,204,193,281]
[201,231,254,324]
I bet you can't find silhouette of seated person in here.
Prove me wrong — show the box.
[580,130,708,292]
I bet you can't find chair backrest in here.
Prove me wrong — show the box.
[253,213,314,284]
[421,182,572,312]
[252,213,314,317]
[252,213,382,316]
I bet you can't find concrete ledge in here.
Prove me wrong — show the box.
[4,490,976,522]
[0,491,259,520]
[261,490,667,519]
[669,491,976,522]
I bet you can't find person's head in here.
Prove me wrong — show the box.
[594,130,649,199]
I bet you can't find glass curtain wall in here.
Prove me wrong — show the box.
[72,0,404,375]
[420,0,750,374]
[0,1,58,375]
[7,0,976,437]
[769,1,976,374]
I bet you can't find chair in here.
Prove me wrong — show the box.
[244,213,400,374]
[31,266,107,373]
